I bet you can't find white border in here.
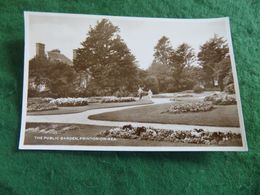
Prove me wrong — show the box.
[19,11,248,152]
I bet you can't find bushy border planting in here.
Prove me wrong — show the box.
[27,98,58,112]
[100,97,136,103]
[98,125,241,145]
[27,96,136,112]
[204,93,236,105]
[26,125,80,135]
[50,97,89,106]
[167,101,214,113]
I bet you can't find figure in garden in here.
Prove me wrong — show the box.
[148,89,153,99]
[138,87,143,100]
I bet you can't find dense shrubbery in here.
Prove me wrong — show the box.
[27,98,58,112]
[98,125,241,145]
[29,56,77,98]
[223,71,235,94]
[224,83,235,94]
[193,84,204,93]
[167,101,213,113]
[204,93,236,105]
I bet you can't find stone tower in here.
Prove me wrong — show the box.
[36,43,45,57]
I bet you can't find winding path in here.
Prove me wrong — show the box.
[26,98,241,133]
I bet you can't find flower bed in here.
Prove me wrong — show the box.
[176,94,193,98]
[27,96,136,111]
[84,96,136,103]
[26,125,79,135]
[167,101,214,113]
[100,97,136,103]
[204,93,236,105]
[98,125,241,145]
[50,97,89,107]
[27,98,58,112]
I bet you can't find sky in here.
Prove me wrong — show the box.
[28,12,230,70]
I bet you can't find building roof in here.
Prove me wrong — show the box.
[47,50,73,66]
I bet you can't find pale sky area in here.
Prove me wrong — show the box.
[28,12,230,70]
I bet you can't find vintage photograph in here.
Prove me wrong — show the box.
[19,12,247,151]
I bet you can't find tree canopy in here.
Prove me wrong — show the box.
[198,35,231,90]
[28,23,234,98]
[28,56,76,97]
[149,37,197,92]
[169,43,195,91]
[153,36,173,66]
[74,19,139,96]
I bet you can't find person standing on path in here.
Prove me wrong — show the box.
[148,89,153,99]
[138,87,143,100]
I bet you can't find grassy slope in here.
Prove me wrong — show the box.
[89,103,240,127]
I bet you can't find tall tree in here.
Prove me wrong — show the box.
[149,36,173,92]
[74,19,138,95]
[197,35,231,90]
[153,36,173,66]
[169,43,195,91]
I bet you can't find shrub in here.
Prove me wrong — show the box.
[224,83,235,94]
[193,84,204,93]
[27,98,58,112]
[167,101,214,113]
[113,90,130,97]
[204,93,236,105]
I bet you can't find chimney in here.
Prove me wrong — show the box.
[73,49,77,62]
[36,43,45,57]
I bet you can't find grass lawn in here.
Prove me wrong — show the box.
[24,123,214,146]
[27,99,152,115]
[89,103,240,127]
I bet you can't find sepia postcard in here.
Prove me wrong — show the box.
[19,11,248,151]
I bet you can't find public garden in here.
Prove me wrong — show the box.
[24,18,242,146]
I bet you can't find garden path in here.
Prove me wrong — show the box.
[26,96,241,133]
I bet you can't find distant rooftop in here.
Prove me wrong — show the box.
[47,49,73,66]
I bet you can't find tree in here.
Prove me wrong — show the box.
[74,19,138,96]
[169,43,195,91]
[46,62,77,97]
[29,55,49,78]
[144,75,159,94]
[28,56,77,97]
[186,66,204,88]
[149,36,173,92]
[153,36,173,66]
[198,35,231,90]
[147,61,172,92]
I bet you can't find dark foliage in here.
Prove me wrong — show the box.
[74,19,139,96]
